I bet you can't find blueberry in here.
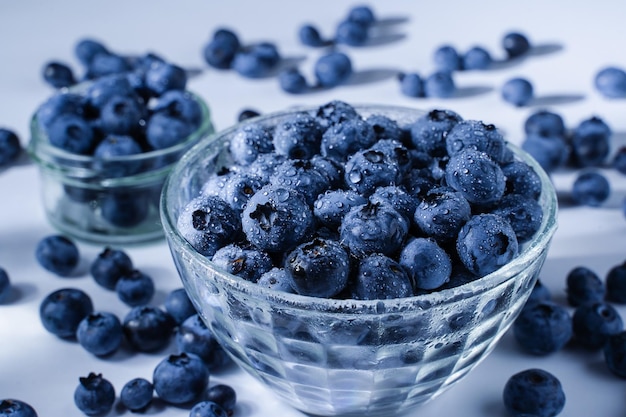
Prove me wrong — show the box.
[335,19,369,46]
[413,187,471,242]
[85,73,136,109]
[278,67,308,94]
[524,109,566,138]
[35,92,86,131]
[566,266,605,307]
[502,31,531,59]
[74,38,109,67]
[398,72,425,98]
[594,66,626,98]
[501,77,534,106]
[314,51,353,88]
[572,302,624,349]
[47,113,96,155]
[445,119,507,163]
[433,45,462,72]
[0,399,38,417]
[120,378,154,412]
[310,154,344,188]
[101,190,150,228]
[145,61,187,96]
[340,202,409,258]
[501,160,543,200]
[612,146,626,174]
[298,24,327,47]
[35,235,80,277]
[570,116,611,167]
[606,260,626,304]
[513,301,572,355]
[123,306,175,352]
[96,94,144,135]
[0,268,11,304]
[93,134,144,177]
[424,70,456,98]
[153,352,209,405]
[604,331,626,378]
[462,46,492,70]
[344,148,402,196]
[90,247,134,290]
[444,148,506,205]
[284,238,350,298]
[346,5,376,26]
[241,184,314,253]
[189,401,228,417]
[365,114,404,142]
[176,314,231,371]
[272,111,323,159]
[86,52,131,79]
[320,116,376,162]
[315,100,359,127]
[399,237,451,290]
[151,90,203,128]
[351,253,413,299]
[410,109,463,157]
[369,185,417,221]
[237,108,261,122]
[456,213,519,277]
[520,133,569,173]
[222,171,266,212]
[164,288,196,325]
[115,269,155,307]
[270,159,329,205]
[0,128,22,168]
[206,384,237,415]
[145,112,194,150]
[42,61,76,89]
[74,373,116,416]
[76,311,123,356]
[232,42,281,78]
[211,243,273,283]
[526,278,552,306]
[571,170,610,207]
[177,194,241,257]
[203,28,241,69]
[490,194,544,243]
[502,368,565,417]
[229,123,274,166]
[257,267,295,293]
[314,189,367,230]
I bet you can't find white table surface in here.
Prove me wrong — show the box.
[1,1,626,415]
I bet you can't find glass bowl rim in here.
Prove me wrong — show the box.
[161,103,558,313]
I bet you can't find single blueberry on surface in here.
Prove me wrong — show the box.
[462,46,492,70]
[570,116,611,167]
[424,70,456,98]
[120,378,153,412]
[594,66,626,98]
[433,45,462,72]
[74,373,115,416]
[278,67,308,94]
[76,311,123,357]
[232,42,281,78]
[502,31,531,59]
[90,247,133,290]
[203,28,240,70]
[502,368,565,417]
[526,278,552,306]
[346,4,376,26]
[0,399,38,417]
[123,306,175,352]
[0,128,22,168]
[176,314,231,371]
[604,331,626,378]
[35,235,79,277]
[335,19,369,46]
[314,51,353,88]
[606,260,626,304]
[566,266,605,307]
[164,288,196,325]
[520,133,569,174]
[298,24,327,47]
[206,384,237,415]
[513,301,572,355]
[524,109,566,138]
[501,77,534,106]
[189,401,228,417]
[572,302,624,349]
[39,288,94,338]
[153,352,209,405]
[398,72,425,98]
[571,170,610,207]
[399,237,452,290]
[115,269,155,307]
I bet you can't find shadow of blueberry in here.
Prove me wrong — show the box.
[528,42,564,57]
[344,67,401,86]
[487,42,565,71]
[184,67,205,79]
[364,32,408,47]
[454,85,494,98]
[529,93,586,106]
[373,15,411,28]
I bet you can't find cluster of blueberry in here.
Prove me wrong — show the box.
[178,100,544,300]
[2,234,238,416]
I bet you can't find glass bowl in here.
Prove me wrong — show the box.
[27,87,214,245]
[161,104,558,416]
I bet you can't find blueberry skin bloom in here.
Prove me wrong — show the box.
[565,266,605,307]
[445,119,507,163]
[39,288,94,338]
[572,302,624,349]
[399,237,452,290]
[76,311,123,356]
[189,401,228,417]
[340,202,409,258]
[211,243,273,283]
[413,187,471,242]
[606,261,626,304]
[120,378,154,412]
[571,170,610,207]
[73,373,116,416]
[272,111,323,160]
[153,352,209,405]
[444,148,506,205]
[594,66,626,98]
[222,171,266,212]
[501,77,534,106]
[502,31,531,59]
[502,368,565,417]
[0,128,22,168]
[410,109,463,157]
[0,399,38,417]
[242,185,314,253]
[115,269,155,307]
[351,254,413,300]
[456,213,519,277]
[314,51,353,88]
[513,302,572,355]
[344,148,402,196]
[604,331,626,378]
[229,123,274,166]
[284,238,350,298]
[424,70,456,98]
[320,117,377,162]
[90,247,133,290]
[123,306,175,352]
[314,189,367,229]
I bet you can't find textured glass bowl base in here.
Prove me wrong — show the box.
[162,104,558,416]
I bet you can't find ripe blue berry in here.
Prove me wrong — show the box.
[526,278,552,306]
[604,331,626,378]
[409,109,462,157]
[298,24,327,47]
[594,66,626,98]
[144,61,187,96]
[445,119,507,163]
[257,267,294,293]
[0,268,11,303]
[320,117,376,162]
[612,146,626,174]
[399,237,452,290]
[164,288,196,325]
[513,302,572,355]
[414,187,471,242]
[502,160,542,200]
[344,148,402,196]
[433,45,462,72]
[74,38,108,67]
[237,108,261,122]
[606,260,626,304]
[520,133,569,173]
[90,247,133,290]
[444,148,506,205]
[211,243,273,283]
[93,134,144,177]
[490,194,544,243]
[272,111,323,159]
[115,269,155,307]
[189,401,228,417]
[73,373,116,416]
[229,123,274,166]
[571,170,610,207]
[123,306,175,352]
[153,352,209,405]
[47,113,96,155]
[0,399,38,417]
[368,184,417,220]
[176,314,231,371]
[424,70,456,98]
[566,266,605,307]
[145,112,194,150]
[346,5,376,27]
[278,67,308,94]
[335,19,369,46]
[351,253,414,299]
[501,77,534,106]
[315,100,359,127]
[462,46,492,70]
[42,61,76,89]
[203,28,240,70]
[314,51,353,88]
[120,378,153,412]
[76,311,123,356]
[0,128,22,168]
[232,42,281,78]
[570,116,611,167]
[86,52,131,79]
[98,95,145,135]
[398,72,425,98]
[572,302,624,349]
[503,368,565,417]
[206,384,237,415]
[502,31,531,59]
[524,109,566,138]
[39,287,93,338]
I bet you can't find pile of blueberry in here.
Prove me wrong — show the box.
[1,234,237,416]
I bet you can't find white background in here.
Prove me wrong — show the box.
[1,1,626,416]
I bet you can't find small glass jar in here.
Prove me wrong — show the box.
[28,90,214,245]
